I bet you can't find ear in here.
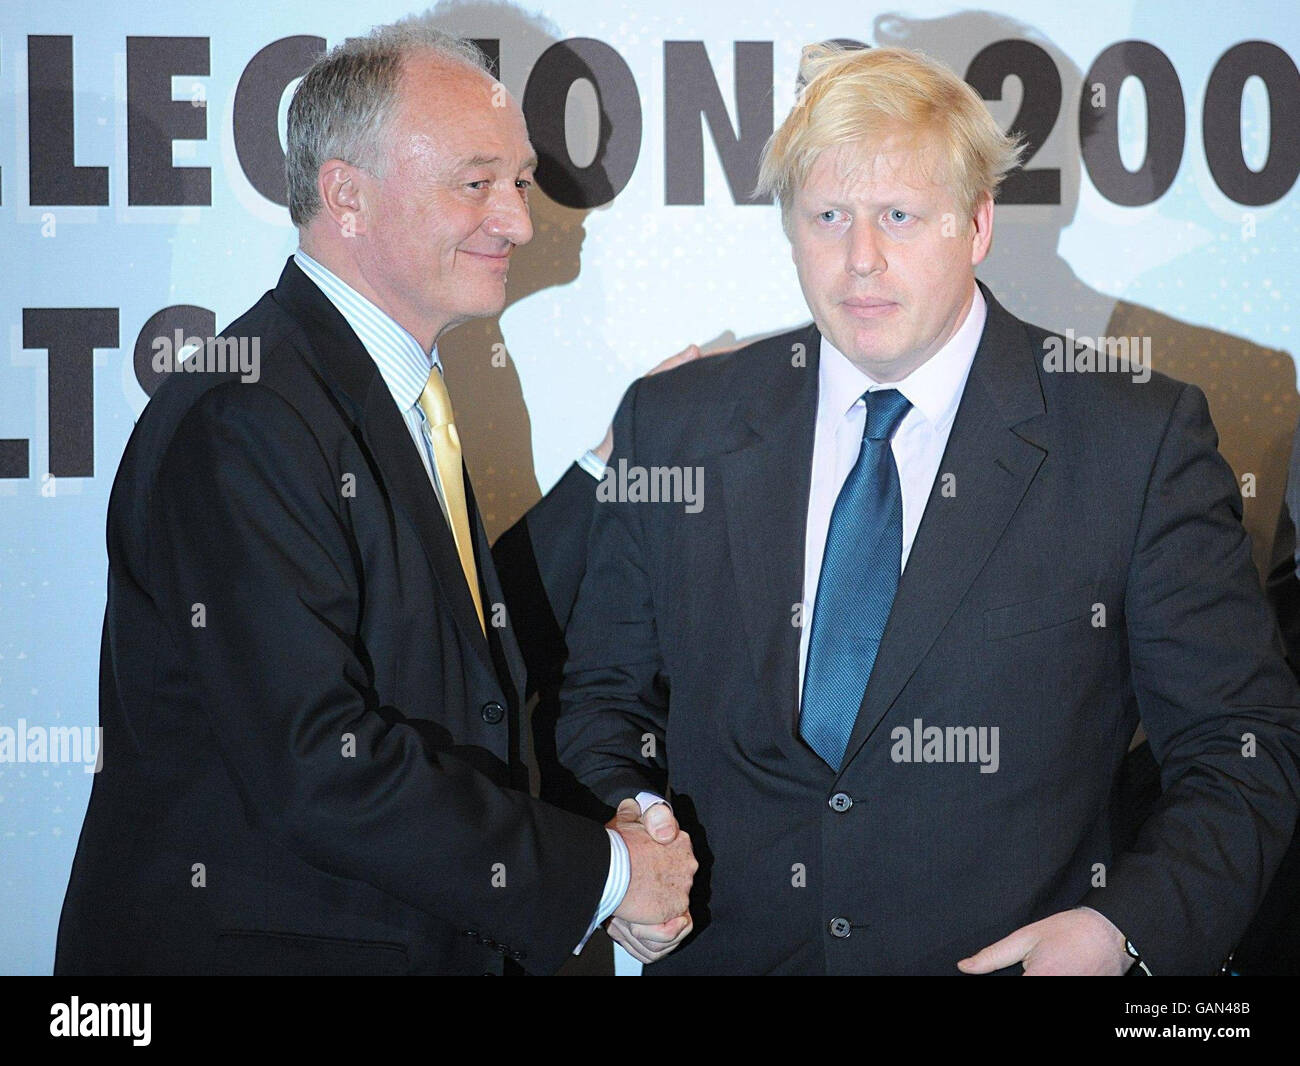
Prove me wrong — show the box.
[317,159,369,238]
[969,193,994,267]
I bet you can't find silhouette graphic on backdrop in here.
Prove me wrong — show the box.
[877,10,1297,579]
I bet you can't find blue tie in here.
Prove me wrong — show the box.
[800,388,913,770]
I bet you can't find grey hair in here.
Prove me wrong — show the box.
[286,15,491,226]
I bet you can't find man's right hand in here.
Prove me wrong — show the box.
[609,798,697,927]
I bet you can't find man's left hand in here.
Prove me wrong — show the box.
[957,906,1133,975]
[606,912,693,965]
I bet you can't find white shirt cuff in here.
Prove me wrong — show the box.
[635,791,668,813]
[577,449,608,480]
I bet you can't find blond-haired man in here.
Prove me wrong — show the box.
[558,45,1300,974]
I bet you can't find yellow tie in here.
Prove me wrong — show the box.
[417,367,485,634]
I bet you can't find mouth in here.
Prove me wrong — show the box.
[462,249,512,271]
[842,297,898,319]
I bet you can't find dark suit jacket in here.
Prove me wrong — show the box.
[494,466,613,824]
[557,281,1300,975]
[1230,420,1300,973]
[55,258,609,976]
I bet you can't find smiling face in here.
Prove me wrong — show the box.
[345,54,536,349]
[787,135,993,382]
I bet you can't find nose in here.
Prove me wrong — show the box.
[484,187,534,247]
[847,221,886,278]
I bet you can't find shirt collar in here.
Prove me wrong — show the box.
[817,283,986,432]
[293,248,440,413]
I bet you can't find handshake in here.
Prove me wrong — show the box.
[605,798,699,964]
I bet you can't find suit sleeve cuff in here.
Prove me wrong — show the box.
[574,828,630,954]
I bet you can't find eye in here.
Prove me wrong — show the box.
[818,208,843,223]
[466,180,491,191]
[515,179,532,192]
[886,208,912,224]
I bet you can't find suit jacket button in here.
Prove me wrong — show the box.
[481,701,505,724]
[829,917,852,939]
[829,792,853,812]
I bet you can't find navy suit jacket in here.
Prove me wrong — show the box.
[56,258,609,975]
[558,281,1300,975]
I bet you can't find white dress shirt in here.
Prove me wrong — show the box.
[798,285,987,698]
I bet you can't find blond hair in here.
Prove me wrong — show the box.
[756,44,1024,222]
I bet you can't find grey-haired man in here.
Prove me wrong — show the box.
[56,18,694,976]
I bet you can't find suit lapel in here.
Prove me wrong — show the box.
[837,284,1049,773]
[719,325,821,730]
[467,472,526,700]
[272,258,501,687]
